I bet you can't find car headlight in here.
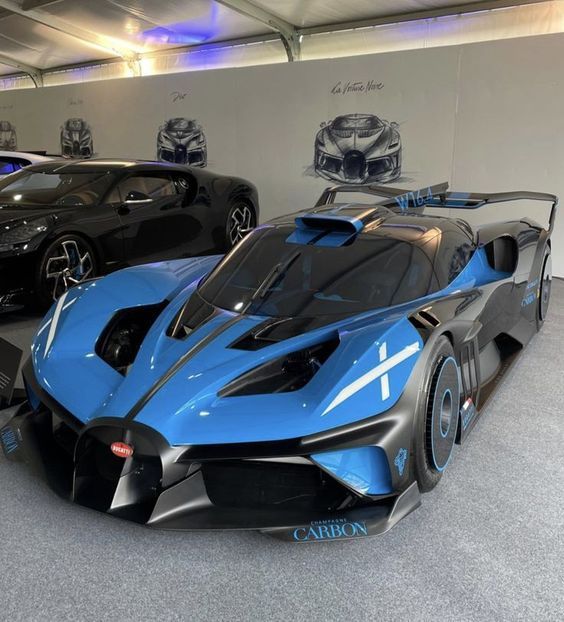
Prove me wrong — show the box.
[0,218,49,252]
[388,132,400,150]
[159,133,175,147]
[188,133,205,148]
[219,337,339,397]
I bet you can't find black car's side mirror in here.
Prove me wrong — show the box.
[124,190,153,204]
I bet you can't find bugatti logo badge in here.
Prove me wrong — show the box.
[110,442,134,458]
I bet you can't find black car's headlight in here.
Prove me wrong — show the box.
[0,218,49,252]
[96,302,168,375]
[219,337,340,397]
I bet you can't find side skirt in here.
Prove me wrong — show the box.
[457,332,524,444]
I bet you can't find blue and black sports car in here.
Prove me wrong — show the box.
[0,182,557,542]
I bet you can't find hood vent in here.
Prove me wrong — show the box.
[230,316,347,351]
[220,337,340,397]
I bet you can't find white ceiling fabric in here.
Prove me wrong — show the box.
[0,1,561,86]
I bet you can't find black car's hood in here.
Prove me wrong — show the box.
[0,204,67,226]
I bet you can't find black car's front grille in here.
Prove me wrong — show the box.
[201,460,353,512]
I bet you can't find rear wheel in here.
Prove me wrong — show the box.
[225,202,255,249]
[414,336,460,492]
[537,251,552,330]
[35,234,96,307]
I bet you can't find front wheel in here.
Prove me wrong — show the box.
[413,336,461,492]
[225,202,255,249]
[35,235,97,307]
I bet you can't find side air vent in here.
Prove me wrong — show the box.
[484,236,517,274]
[409,309,441,338]
[229,317,333,351]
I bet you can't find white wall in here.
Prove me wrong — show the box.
[0,33,563,273]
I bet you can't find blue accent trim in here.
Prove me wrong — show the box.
[0,426,18,454]
[312,446,393,495]
[394,447,408,476]
[430,356,460,473]
[447,246,511,291]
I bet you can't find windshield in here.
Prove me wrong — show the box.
[198,226,439,318]
[333,115,383,131]
[0,170,113,206]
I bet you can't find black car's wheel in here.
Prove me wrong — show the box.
[537,250,552,330]
[36,235,97,306]
[226,202,255,248]
[413,336,460,492]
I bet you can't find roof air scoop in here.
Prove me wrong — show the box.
[295,213,364,234]
[289,213,364,247]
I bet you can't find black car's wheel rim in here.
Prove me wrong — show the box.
[426,356,460,472]
[45,239,93,300]
[228,205,254,246]
[539,253,552,321]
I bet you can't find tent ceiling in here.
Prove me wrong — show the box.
[0,0,550,79]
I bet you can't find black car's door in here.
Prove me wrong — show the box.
[109,171,199,265]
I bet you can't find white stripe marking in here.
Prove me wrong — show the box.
[379,342,390,400]
[322,341,420,416]
[44,291,68,357]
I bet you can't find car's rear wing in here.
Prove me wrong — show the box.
[316,182,559,233]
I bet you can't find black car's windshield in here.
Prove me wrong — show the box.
[0,170,112,206]
[198,226,439,318]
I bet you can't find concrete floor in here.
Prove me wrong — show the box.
[1,284,563,622]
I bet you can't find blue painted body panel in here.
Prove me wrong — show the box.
[312,447,393,495]
[30,246,510,448]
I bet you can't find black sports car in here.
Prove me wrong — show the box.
[315,113,401,184]
[60,118,93,159]
[0,159,258,310]
[157,118,207,167]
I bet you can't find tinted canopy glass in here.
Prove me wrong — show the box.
[199,226,439,318]
[333,115,383,131]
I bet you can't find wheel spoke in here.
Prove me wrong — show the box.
[44,240,94,300]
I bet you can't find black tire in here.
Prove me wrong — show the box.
[537,250,552,330]
[413,336,460,492]
[224,202,256,250]
[35,234,97,308]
